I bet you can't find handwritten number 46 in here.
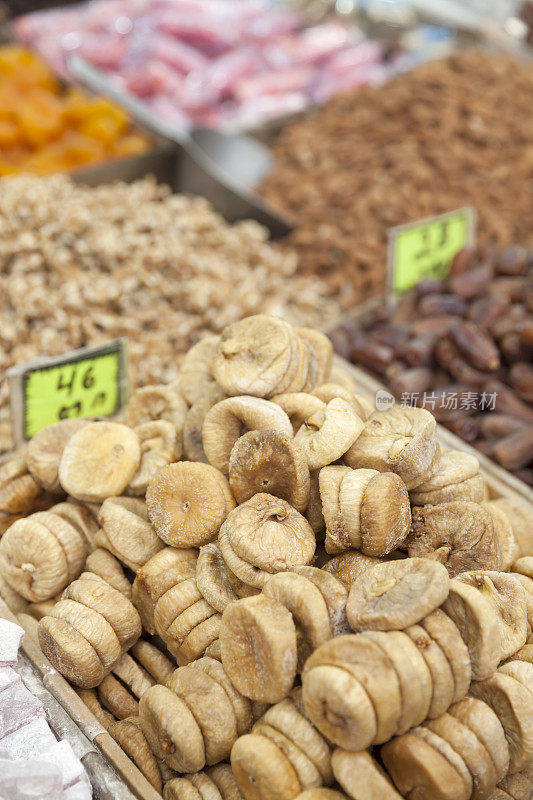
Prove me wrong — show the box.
[56,364,95,396]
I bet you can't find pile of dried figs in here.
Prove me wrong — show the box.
[0,314,532,800]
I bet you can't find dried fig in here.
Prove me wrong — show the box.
[96,496,164,572]
[214,315,296,398]
[272,393,326,435]
[183,389,226,463]
[146,461,235,548]
[59,422,140,502]
[292,566,349,637]
[0,450,43,516]
[98,672,138,719]
[322,550,381,590]
[344,406,439,490]
[231,732,301,800]
[331,749,402,800]
[111,717,162,793]
[294,398,364,470]
[488,498,533,559]
[420,609,471,704]
[448,696,509,781]
[179,335,220,405]
[132,546,197,634]
[404,623,455,719]
[122,384,187,430]
[409,450,484,506]
[140,684,205,773]
[263,572,331,651]
[220,595,297,703]
[218,494,315,589]
[129,420,179,495]
[85,547,132,599]
[203,396,293,474]
[346,559,450,632]
[77,687,116,732]
[38,615,106,688]
[298,328,333,386]
[27,418,88,493]
[408,501,504,576]
[0,510,86,601]
[131,640,175,686]
[229,430,310,512]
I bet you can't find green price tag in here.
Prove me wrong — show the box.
[388,207,476,295]
[8,339,129,444]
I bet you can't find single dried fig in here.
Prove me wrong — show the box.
[229,430,310,512]
[85,547,132,599]
[448,696,509,782]
[38,615,106,688]
[298,328,333,386]
[59,422,140,502]
[131,640,175,686]
[231,732,301,800]
[203,396,293,474]
[27,419,88,493]
[408,501,504,576]
[469,671,533,773]
[409,450,484,506]
[52,500,100,552]
[98,672,138,719]
[420,609,471,704]
[111,717,162,793]
[0,449,43,515]
[331,749,402,800]
[179,335,220,405]
[183,389,226,463]
[294,398,364,470]
[218,494,315,589]
[292,566,349,637]
[146,461,235,548]
[404,624,455,719]
[96,496,164,572]
[122,384,187,431]
[455,571,528,660]
[346,558,450,632]
[442,578,502,680]
[129,420,179,495]
[488,498,533,559]
[263,572,331,651]
[196,543,239,614]
[344,406,439,490]
[271,393,326,435]
[214,315,296,398]
[322,550,381,590]
[77,687,116,731]
[140,684,205,773]
[220,595,297,703]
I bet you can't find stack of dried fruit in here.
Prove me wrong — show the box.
[0,45,149,176]
[0,174,340,455]
[0,314,531,800]
[329,245,533,485]
[260,50,533,308]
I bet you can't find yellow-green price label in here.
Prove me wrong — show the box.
[388,207,476,295]
[8,339,129,443]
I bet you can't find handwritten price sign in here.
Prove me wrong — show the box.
[388,207,476,295]
[8,339,129,444]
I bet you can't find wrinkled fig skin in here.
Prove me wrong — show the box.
[407,501,504,576]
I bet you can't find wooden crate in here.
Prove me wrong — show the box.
[1,356,532,799]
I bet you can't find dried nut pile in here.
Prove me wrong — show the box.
[260,50,533,309]
[329,245,533,485]
[0,175,340,455]
[0,314,532,800]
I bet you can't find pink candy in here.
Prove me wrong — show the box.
[14,0,391,131]
[0,620,24,668]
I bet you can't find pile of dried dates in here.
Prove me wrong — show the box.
[0,314,532,800]
[330,246,533,486]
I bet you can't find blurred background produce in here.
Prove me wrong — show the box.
[260,49,533,307]
[329,246,533,485]
[12,0,395,132]
[0,44,150,176]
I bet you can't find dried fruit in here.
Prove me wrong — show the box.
[448,696,509,782]
[346,559,450,632]
[294,398,364,471]
[229,431,310,512]
[122,384,187,431]
[469,671,533,773]
[0,510,86,601]
[51,501,100,553]
[179,336,221,406]
[322,550,381,590]
[408,501,504,576]
[303,635,402,745]
[442,579,502,680]
[292,566,349,637]
[85,547,132,599]
[59,421,141,502]
[96,496,164,572]
[111,717,162,793]
[140,684,205,773]
[0,450,43,517]
[146,461,235,548]
[132,547,197,634]
[220,595,297,703]
[420,609,471,704]
[231,732,301,800]
[403,623,456,719]
[409,450,484,506]
[129,420,179,495]
[203,396,293,474]
[381,731,471,800]
[130,640,175,687]
[98,673,139,719]
[344,406,439,490]
[26,418,88,493]
[77,687,116,732]
[263,572,331,651]
[489,498,533,559]
[324,467,411,556]
[218,494,315,589]
[214,316,297,398]
[271,393,326,436]
[361,630,432,733]
[454,571,528,660]
[298,329,333,387]
[331,749,402,800]
[183,390,226,463]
